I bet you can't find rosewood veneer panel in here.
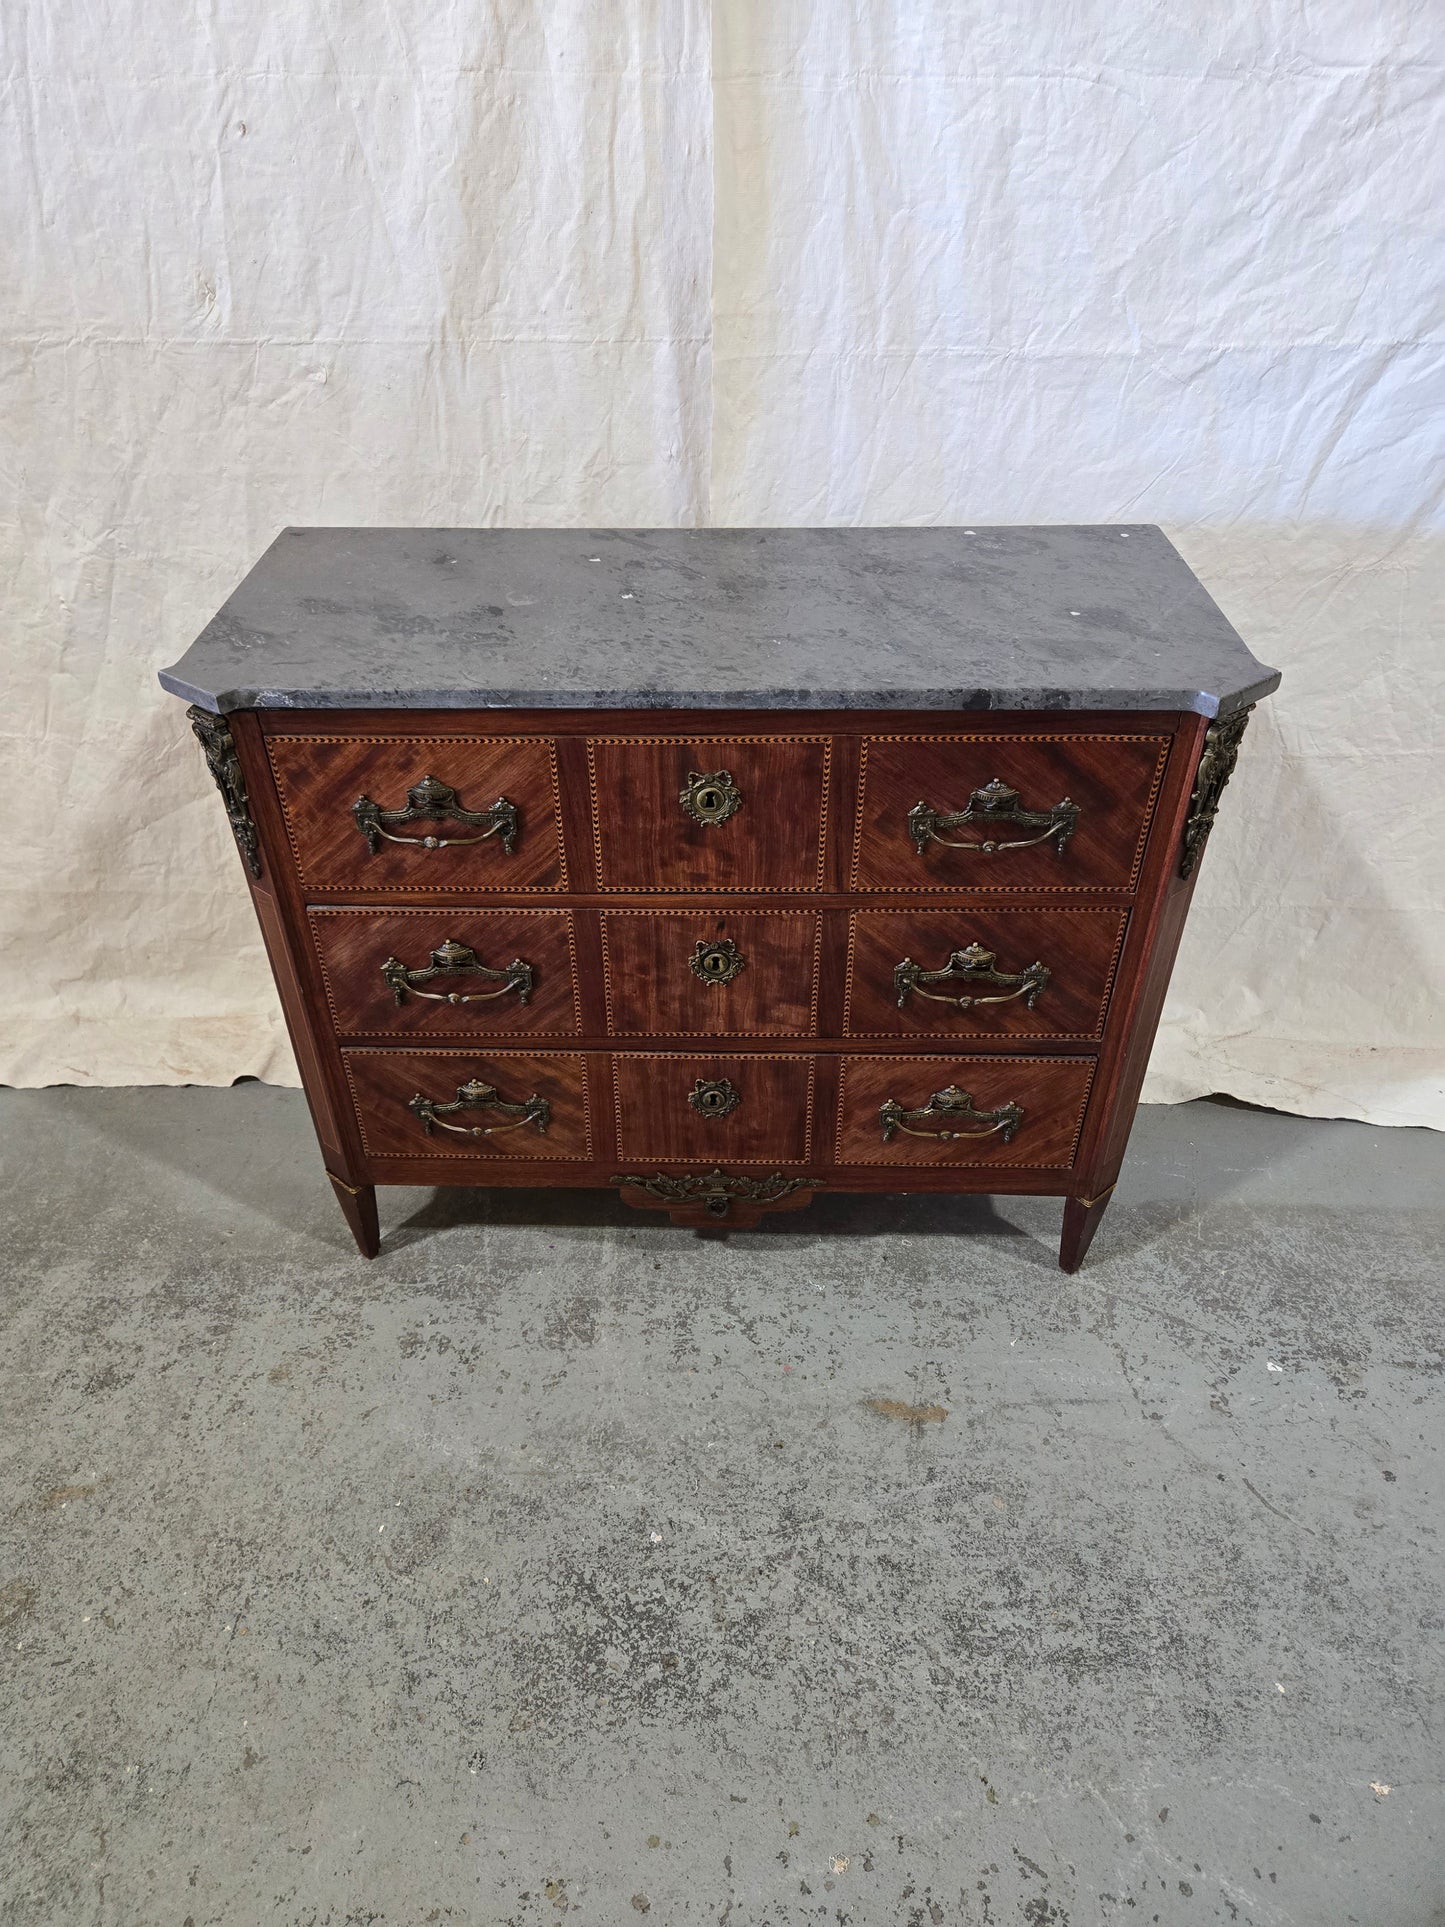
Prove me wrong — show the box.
[589,736,831,892]
[600,910,822,1038]
[342,1049,592,1160]
[845,906,1128,1042]
[852,733,1169,892]
[309,908,581,1039]
[612,1052,815,1164]
[267,733,567,893]
[835,1055,1096,1170]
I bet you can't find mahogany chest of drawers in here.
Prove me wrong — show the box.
[160,526,1278,1269]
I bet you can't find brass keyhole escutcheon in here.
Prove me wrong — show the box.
[679,769,742,827]
[688,1077,741,1121]
[689,936,746,987]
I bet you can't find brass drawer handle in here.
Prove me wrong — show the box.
[408,1076,550,1138]
[894,942,1049,1012]
[908,778,1078,856]
[353,775,518,854]
[879,1084,1023,1144]
[689,937,746,986]
[381,940,534,1008]
[688,1076,741,1120]
[680,769,742,827]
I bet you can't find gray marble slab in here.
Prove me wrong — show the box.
[160,526,1279,718]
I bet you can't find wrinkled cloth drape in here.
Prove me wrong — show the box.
[3,2,1440,1126]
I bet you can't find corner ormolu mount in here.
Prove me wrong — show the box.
[187,706,261,878]
[1180,705,1253,878]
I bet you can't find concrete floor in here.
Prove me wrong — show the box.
[0,1089,1441,1927]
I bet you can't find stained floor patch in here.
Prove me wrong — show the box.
[864,1396,949,1424]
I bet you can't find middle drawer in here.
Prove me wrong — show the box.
[601,910,822,1038]
[310,908,583,1039]
[309,907,825,1042]
[845,906,1128,1042]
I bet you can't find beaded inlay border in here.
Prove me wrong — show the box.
[308,907,584,1039]
[833,1053,1097,1168]
[266,734,569,893]
[586,736,832,893]
[849,734,1170,894]
[598,910,824,1038]
[611,1051,816,1165]
[342,1047,593,1161]
[841,907,1129,1042]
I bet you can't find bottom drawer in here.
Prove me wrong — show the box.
[342,1049,593,1159]
[835,1055,1095,1169]
[341,1046,1091,1173]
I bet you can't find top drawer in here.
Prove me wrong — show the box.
[589,736,831,892]
[851,732,1171,892]
[266,734,568,892]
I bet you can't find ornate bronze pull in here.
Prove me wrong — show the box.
[381,940,534,1008]
[688,1077,741,1120]
[894,942,1050,1012]
[353,775,518,854]
[689,937,746,987]
[908,778,1078,857]
[879,1084,1024,1144]
[679,769,742,827]
[408,1077,550,1139]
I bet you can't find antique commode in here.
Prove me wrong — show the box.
[160,527,1279,1268]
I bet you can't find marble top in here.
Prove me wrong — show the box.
[160,526,1279,718]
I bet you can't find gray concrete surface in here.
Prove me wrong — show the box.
[1,1087,1440,1927]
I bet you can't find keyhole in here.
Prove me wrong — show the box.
[698,788,722,814]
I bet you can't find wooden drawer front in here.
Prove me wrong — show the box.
[310,909,581,1040]
[852,733,1169,892]
[835,1055,1095,1168]
[266,735,567,892]
[613,1053,815,1164]
[342,1050,592,1159]
[845,908,1127,1041]
[601,912,822,1039]
[588,737,831,891]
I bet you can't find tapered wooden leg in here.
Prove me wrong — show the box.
[1059,1183,1115,1273]
[327,1171,379,1259]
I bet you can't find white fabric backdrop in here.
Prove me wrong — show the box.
[3,2,1441,1126]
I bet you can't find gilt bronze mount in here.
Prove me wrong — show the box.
[408,1077,550,1139]
[1180,706,1252,877]
[689,936,747,987]
[381,940,534,1007]
[688,1077,741,1120]
[353,776,519,855]
[879,1084,1024,1144]
[187,706,261,878]
[679,769,742,827]
[908,778,1078,857]
[894,941,1050,1012]
[611,1169,818,1220]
